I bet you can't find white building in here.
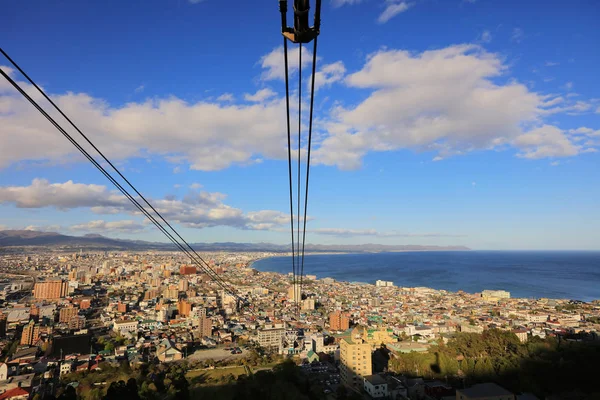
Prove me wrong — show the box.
[481,290,510,299]
[364,375,388,398]
[60,361,73,376]
[375,280,394,287]
[113,320,139,335]
[257,327,285,349]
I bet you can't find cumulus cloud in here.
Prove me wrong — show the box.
[0,179,295,231]
[216,93,234,102]
[244,88,277,102]
[514,125,581,159]
[0,77,288,170]
[260,46,312,81]
[311,61,346,92]
[313,45,551,169]
[378,1,412,24]
[69,220,147,233]
[311,228,464,238]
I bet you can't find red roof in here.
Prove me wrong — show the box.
[0,387,30,399]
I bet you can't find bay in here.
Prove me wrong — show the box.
[251,251,600,302]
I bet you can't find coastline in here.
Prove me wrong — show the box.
[246,251,600,303]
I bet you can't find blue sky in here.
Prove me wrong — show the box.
[1,0,599,250]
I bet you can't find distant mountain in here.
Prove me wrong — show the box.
[0,230,470,252]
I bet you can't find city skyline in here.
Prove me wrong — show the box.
[1,0,599,250]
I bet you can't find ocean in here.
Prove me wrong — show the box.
[251,251,600,302]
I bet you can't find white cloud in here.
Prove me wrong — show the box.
[173,184,182,189]
[311,228,464,238]
[564,81,573,90]
[312,61,346,91]
[596,106,600,114]
[331,0,364,7]
[260,46,312,81]
[189,183,203,189]
[514,125,581,159]
[0,179,294,231]
[70,220,147,233]
[545,61,559,67]
[314,45,548,169]
[479,30,492,43]
[378,1,412,24]
[216,93,234,102]
[550,161,560,166]
[134,85,145,93]
[511,28,524,43]
[244,88,277,102]
[0,77,289,170]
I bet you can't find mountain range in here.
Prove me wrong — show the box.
[0,230,470,252]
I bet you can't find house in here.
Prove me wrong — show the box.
[364,374,387,398]
[306,350,320,364]
[0,387,29,400]
[60,361,73,376]
[113,320,138,335]
[456,383,515,400]
[156,339,183,362]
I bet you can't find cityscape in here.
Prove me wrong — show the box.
[2,0,600,399]
[0,245,597,399]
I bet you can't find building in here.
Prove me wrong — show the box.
[375,280,394,287]
[513,329,528,343]
[113,320,139,335]
[456,383,515,400]
[156,339,183,362]
[33,280,68,300]
[329,311,350,331]
[177,300,192,317]
[60,361,73,376]
[197,316,212,338]
[178,279,189,292]
[287,284,301,303]
[302,298,315,310]
[258,327,285,349]
[68,316,86,330]
[481,290,510,300]
[190,307,206,319]
[20,320,40,346]
[59,307,78,324]
[79,299,91,310]
[117,302,128,313]
[179,265,196,275]
[340,337,372,390]
[364,374,388,398]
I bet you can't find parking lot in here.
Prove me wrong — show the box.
[188,346,249,362]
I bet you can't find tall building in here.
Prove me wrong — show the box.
[178,279,189,292]
[179,265,196,275]
[329,311,350,331]
[198,316,212,337]
[287,284,301,303]
[340,337,372,390]
[68,315,86,330]
[258,327,285,349]
[117,302,128,313]
[34,280,68,300]
[21,320,40,345]
[59,307,78,323]
[178,300,192,317]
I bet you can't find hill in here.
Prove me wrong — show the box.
[0,230,470,252]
